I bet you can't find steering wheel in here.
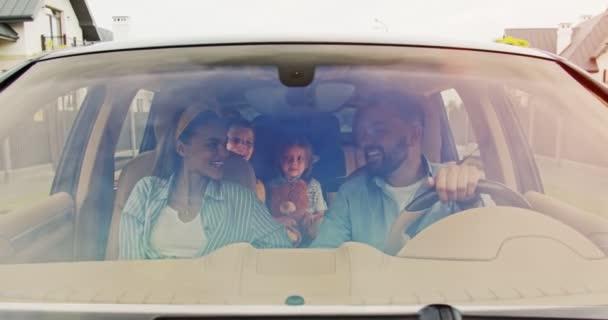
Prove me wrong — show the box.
[385,179,531,255]
[405,179,531,212]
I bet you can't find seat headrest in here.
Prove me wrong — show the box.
[151,92,221,141]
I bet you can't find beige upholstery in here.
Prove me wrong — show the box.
[105,151,156,260]
[0,192,74,263]
[421,97,442,163]
[4,238,608,305]
[525,191,608,254]
[399,206,604,259]
[343,145,366,176]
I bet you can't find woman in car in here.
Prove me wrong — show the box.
[118,106,292,260]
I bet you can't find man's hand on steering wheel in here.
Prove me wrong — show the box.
[428,163,483,203]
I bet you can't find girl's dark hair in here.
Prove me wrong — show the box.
[153,109,225,179]
[275,135,314,182]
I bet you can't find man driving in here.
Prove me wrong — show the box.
[310,91,484,253]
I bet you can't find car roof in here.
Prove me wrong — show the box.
[39,33,555,61]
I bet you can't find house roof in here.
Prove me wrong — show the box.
[504,28,557,53]
[0,22,18,41]
[97,27,113,41]
[69,0,100,41]
[0,0,102,41]
[505,11,608,72]
[0,0,44,22]
[560,12,608,72]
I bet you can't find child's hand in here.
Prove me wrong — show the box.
[291,209,309,221]
[304,211,324,238]
[275,216,297,228]
[285,226,302,246]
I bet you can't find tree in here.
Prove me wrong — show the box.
[495,36,530,47]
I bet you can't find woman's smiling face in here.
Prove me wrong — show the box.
[177,122,228,180]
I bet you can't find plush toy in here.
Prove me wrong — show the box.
[268,179,310,246]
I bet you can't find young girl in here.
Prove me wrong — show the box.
[226,119,266,203]
[267,136,327,247]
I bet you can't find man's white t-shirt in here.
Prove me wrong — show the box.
[385,178,426,211]
[150,206,207,258]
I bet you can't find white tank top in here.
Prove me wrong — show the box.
[150,206,207,258]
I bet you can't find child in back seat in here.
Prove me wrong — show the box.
[267,136,327,247]
[226,119,266,202]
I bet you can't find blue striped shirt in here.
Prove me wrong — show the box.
[119,176,292,260]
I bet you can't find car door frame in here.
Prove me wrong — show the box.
[0,70,105,263]
[72,85,140,260]
[481,55,608,195]
[486,85,544,194]
[429,84,522,191]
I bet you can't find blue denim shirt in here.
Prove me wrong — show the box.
[310,158,478,253]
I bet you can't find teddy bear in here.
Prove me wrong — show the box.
[268,179,311,246]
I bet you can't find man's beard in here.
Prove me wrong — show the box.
[364,138,409,178]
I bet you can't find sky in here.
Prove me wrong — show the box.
[87,0,608,42]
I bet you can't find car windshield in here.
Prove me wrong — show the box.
[0,44,607,306]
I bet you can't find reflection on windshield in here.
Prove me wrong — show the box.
[0,45,607,306]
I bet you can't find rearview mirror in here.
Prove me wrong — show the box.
[245,81,355,114]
